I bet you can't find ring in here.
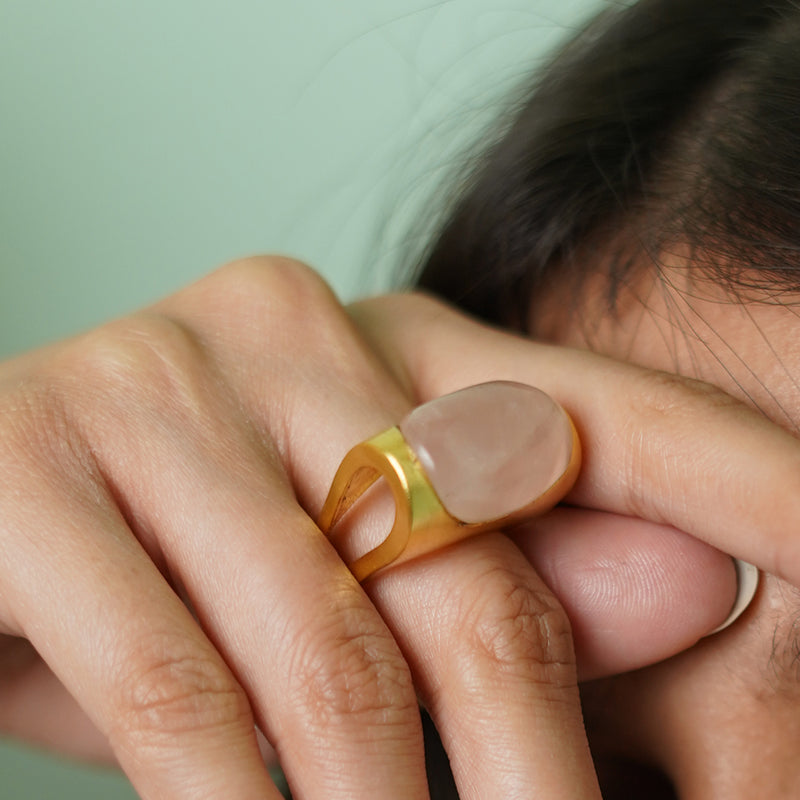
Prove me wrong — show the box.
[317,381,581,581]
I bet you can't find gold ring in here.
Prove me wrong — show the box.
[317,381,581,581]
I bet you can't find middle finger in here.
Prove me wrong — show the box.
[62,315,428,798]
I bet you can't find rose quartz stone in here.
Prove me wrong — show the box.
[399,381,573,523]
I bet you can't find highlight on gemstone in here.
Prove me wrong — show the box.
[398,381,574,523]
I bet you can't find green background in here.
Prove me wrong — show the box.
[0,0,601,796]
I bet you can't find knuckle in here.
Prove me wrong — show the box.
[196,257,398,434]
[618,369,744,518]
[77,315,200,397]
[55,315,211,429]
[462,564,576,690]
[112,643,251,744]
[208,255,340,324]
[626,368,741,421]
[0,369,91,483]
[190,257,367,387]
[0,316,216,498]
[285,589,414,730]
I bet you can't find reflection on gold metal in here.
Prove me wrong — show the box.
[317,423,581,582]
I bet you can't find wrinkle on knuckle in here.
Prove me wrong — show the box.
[200,258,368,389]
[285,592,414,731]
[209,256,341,328]
[111,643,251,745]
[624,368,741,425]
[617,369,744,519]
[91,316,199,397]
[57,316,214,434]
[461,565,576,691]
[0,375,93,487]
[384,292,460,393]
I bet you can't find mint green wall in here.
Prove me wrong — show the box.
[0,0,601,796]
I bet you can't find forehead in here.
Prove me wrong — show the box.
[535,267,800,433]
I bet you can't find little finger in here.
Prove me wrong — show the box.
[0,479,279,800]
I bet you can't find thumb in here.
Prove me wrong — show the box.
[511,507,737,680]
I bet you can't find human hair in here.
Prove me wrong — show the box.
[414,0,800,333]
[411,0,800,796]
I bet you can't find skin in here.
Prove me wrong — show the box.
[354,280,800,797]
[1,255,798,798]
[531,261,800,797]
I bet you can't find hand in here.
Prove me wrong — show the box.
[352,291,799,588]
[0,257,789,798]
[348,292,800,796]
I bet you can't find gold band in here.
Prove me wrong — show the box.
[318,392,758,636]
[317,421,581,582]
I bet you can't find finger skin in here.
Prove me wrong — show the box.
[0,259,764,800]
[350,293,800,587]
[53,284,427,796]
[105,265,428,798]
[0,477,280,800]
[0,259,431,799]
[336,478,737,680]
[510,508,737,680]
[368,534,602,800]
[0,640,114,763]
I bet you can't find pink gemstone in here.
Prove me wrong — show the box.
[399,381,573,523]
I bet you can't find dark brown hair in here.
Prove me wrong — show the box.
[415,0,800,331]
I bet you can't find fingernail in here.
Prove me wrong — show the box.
[706,559,759,635]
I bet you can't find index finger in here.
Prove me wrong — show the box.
[350,293,800,586]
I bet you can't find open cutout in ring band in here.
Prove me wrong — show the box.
[317,380,758,636]
[317,381,581,582]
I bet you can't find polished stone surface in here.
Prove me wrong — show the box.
[399,381,573,523]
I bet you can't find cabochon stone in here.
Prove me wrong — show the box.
[399,381,573,523]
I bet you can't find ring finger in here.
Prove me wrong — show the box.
[368,533,602,799]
